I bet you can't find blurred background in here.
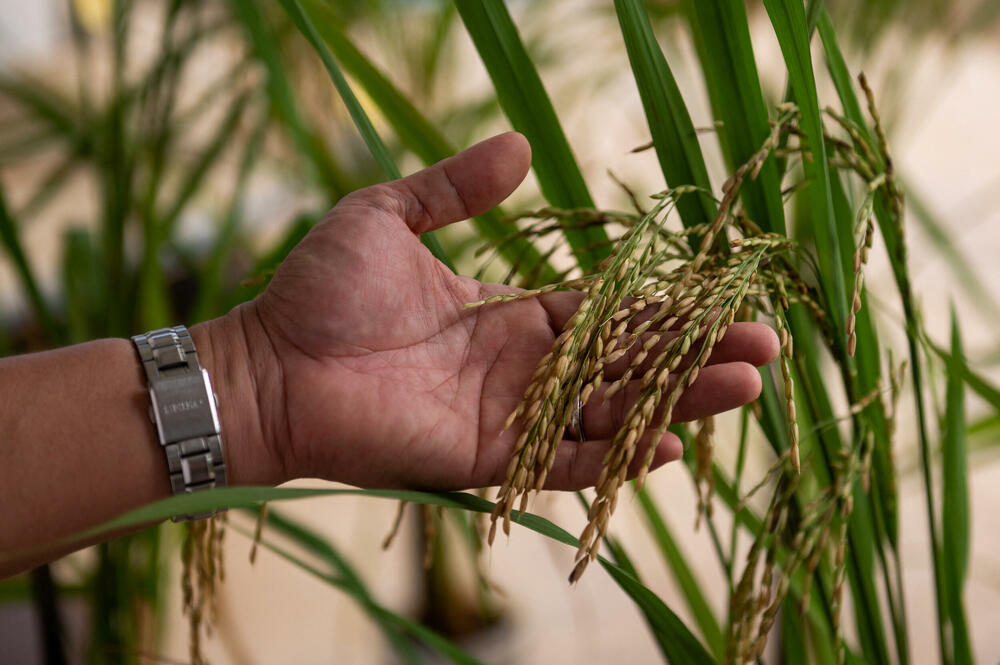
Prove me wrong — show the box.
[2,0,1000,663]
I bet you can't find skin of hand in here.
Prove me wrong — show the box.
[211,132,780,492]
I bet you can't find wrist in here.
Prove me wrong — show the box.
[190,304,288,486]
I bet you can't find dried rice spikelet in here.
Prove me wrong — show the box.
[181,513,227,665]
[694,416,716,528]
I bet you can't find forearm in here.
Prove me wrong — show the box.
[0,307,277,578]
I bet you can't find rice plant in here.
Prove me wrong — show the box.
[2,0,998,663]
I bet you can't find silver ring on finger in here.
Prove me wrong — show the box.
[567,393,586,442]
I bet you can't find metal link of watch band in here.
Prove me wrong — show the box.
[132,326,226,521]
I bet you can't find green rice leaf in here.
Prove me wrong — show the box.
[0,183,61,343]
[815,12,860,118]
[157,91,253,235]
[573,490,712,664]
[278,0,453,270]
[762,0,849,346]
[299,0,444,173]
[930,341,1000,412]
[61,229,104,344]
[815,14,920,665]
[684,0,786,233]
[297,0,556,283]
[49,485,712,662]
[601,533,640,580]
[601,564,716,665]
[420,2,457,96]
[0,73,79,139]
[780,599,812,665]
[816,9,869,141]
[277,0,395,179]
[942,310,974,665]
[192,115,269,322]
[614,0,716,230]
[758,364,794,458]
[16,155,81,220]
[767,14,896,656]
[142,88,254,329]
[635,487,725,659]
[228,0,356,199]
[248,508,423,665]
[455,0,609,271]
[234,516,470,665]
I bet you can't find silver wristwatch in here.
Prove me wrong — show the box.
[132,326,227,521]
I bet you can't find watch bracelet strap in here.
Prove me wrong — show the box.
[132,326,227,521]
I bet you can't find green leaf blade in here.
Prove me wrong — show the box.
[55,485,714,664]
[762,0,850,347]
[635,487,725,659]
[600,563,716,665]
[456,0,609,271]
[942,310,974,665]
[614,0,716,230]
[0,183,61,343]
[228,0,356,199]
[685,0,786,233]
[297,0,557,283]
[251,508,425,665]
[277,0,454,270]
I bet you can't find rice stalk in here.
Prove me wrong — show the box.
[423,505,441,570]
[382,500,408,550]
[181,513,227,665]
[248,502,268,564]
[694,416,716,529]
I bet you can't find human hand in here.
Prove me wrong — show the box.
[209,133,778,490]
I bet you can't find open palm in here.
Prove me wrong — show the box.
[243,133,778,490]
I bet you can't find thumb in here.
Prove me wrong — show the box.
[379,132,532,234]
